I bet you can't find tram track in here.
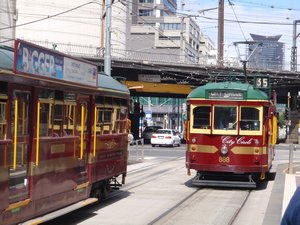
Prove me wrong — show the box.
[228,190,251,225]
[106,157,187,201]
[148,188,252,225]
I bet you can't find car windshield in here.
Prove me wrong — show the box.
[155,129,171,134]
[144,126,161,132]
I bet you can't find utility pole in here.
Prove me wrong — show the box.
[180,17,185,62]
[104,0,112,76]
[101,0,105,48]
[217,0,224,67]
[291,20,300,72]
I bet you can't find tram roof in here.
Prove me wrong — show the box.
[188,81,269,100]
[0,45,129,95]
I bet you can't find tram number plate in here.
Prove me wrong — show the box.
[219,156,230,163]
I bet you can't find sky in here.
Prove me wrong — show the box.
[179,0,300,70]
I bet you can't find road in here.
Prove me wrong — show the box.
[43,144,299,225]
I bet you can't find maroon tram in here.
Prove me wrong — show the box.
[185,77,277,188]
[0,40,130,225]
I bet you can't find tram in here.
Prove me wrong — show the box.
[0,40,130,225]
[185,76,277,188]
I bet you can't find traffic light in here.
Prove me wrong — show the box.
[285,108,290,120]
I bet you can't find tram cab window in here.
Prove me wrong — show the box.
[213,106,237,130]
[192,106,211,129]
[240,107,261,131]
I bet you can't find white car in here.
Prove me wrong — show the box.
[150,129,181,147]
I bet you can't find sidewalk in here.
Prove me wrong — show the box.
[263,162,300,224]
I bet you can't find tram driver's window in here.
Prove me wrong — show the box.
[214,106,237,130]
[193,106,210,129]
[240,107,260,130]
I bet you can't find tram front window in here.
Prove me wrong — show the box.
[193,106,210,129]
[214,106,237,130]
[240,107,260,130]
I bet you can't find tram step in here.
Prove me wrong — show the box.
[20,197,98,225]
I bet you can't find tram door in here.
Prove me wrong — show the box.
[9,91,30,203]
[76,98,89,184]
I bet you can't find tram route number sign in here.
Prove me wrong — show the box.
[254,76,270,89]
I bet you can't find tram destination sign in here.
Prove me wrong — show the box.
[207,90,244,100]
[14,39,98,87]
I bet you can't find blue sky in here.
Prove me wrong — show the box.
[179,0,300,69]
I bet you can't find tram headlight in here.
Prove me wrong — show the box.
[220,145,228,156]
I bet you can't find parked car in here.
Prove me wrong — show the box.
[142,125,162,144]
[150,129,181,147]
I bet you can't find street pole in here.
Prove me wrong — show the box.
[180,17,185,62]
[104,0,112,76]
[217,0,224,67]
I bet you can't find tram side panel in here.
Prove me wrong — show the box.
[30,137,89,200]
[0,141,10,213]
[90,134,128,182]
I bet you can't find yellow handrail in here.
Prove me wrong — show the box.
[80,105,85,159]
[93,107,97,156]
[13,98,18,170]
[36,100,40,166]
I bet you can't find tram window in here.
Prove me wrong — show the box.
[214,106,237,130]
[96,108,112,134]
[0,100,7,139]
[113,108,120,134]
[63,104,76,135]
[39,102,51,137]
[52,104,64,136]
[114,107,127,134]
[240,107,260,131]
[192,106,210,129]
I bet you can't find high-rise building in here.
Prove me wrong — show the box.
[248,33,285,71]
[127,0,216,65]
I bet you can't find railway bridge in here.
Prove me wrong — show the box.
[84,56,300,103]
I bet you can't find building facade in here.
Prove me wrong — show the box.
[127,0,216,65]
[0,0,17,47]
